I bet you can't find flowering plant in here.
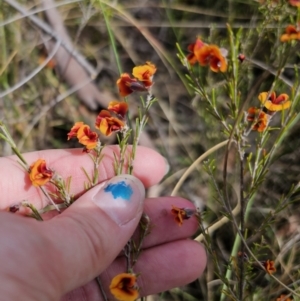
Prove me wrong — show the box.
[2,1,300,300]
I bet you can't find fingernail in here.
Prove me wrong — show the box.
[92,175,145,226]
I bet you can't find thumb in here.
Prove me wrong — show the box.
[45,174,145,295]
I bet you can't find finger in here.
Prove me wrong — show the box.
[0,145,167,209]
[1,175,146,300]
[134,196,199,249]
[42,196,198,249]
[47,175,147,297]
[61,240,207,301]
[104,239,207,298]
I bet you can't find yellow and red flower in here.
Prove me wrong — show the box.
[276,294,292,301]
[258,92,291,111]
[67,122,84,140]
[289,0,300,7]
[132,62,157,87]
[76,124,98,150]
[280,25,300,42]
[95,110,125,136]
[108,101,128,118]
[247,107,269,132]
[194,44,227,73]
[38,55,56,69]
[109,273,139,301]
[67,122,98,150]
[29,159,54,187]
[263,259,276,275]
[117,73,139,97]
[187,37,205,65]
[171,205,195,226]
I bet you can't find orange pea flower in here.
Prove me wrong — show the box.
[276,294,292,301]
[187,37,205,65]
[109,273,139,301]
[289,0,300,7]
[67,122,98,150]
[76,124,98,150]
[263,259,276,274]
[117,73,140,97]
[38,47,56,69]
[195,44,227,73]
[95,110,125,136]
[280,25,300,42]
[132,61,157,87]
[247,107,269,132]
[67,122,84,140]
[38,55,56,69]
[171,205,195,226]
[108,101,128,118]
[29,159,54,187]
[258,92,291,111]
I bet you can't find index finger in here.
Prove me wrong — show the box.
[0,145,167,209]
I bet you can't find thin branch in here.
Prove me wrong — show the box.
[194,200,240,243]
[171,140,229,196]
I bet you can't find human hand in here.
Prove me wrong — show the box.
[0,146,207,301]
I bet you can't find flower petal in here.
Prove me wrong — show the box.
[117,73,137,97]
[280,25,300,42]
[263,259,276,274]
[132,62,156,86]
[195,44,227,73]
[77,125,98,150]
[29,159,53,187]
[171,205,194,226]
[247,107,269,132]
[108,101,129,118]
[109,273,139,301]
[289,0,300,7]
[95,110,125,136]
[186,37,205,65]
[258,92,291,111]
[67,122,84,140]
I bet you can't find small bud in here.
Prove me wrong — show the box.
[238,53,245,62]
[7,204,20,213]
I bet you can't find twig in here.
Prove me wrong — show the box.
[246,57,293,88]
[238,156,245,300]
[171,140,229,196]
[194,200,240,243]
[96,277,109,301]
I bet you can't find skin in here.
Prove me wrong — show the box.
[0,146,207,301]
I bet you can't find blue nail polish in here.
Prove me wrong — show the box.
[104,181,133,201]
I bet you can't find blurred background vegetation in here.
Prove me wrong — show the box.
[1,0,300,300]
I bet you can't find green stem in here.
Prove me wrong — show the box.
[238,156,245,301]
[98,0,122,74]
[0,123,28,167]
